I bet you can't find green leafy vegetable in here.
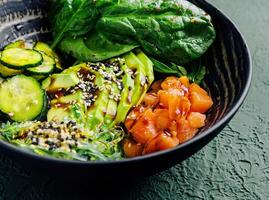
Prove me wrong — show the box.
[0,121,35,141]
[151,57,187,77]
[59,32,138,62]
[0,106,125,161]
[50,0,99,49]
[188,64,206,84]
[12,140,87,161]
[171,63,188,77]
[151,58,206,84]
[76,128,124,161]
[50,0,216,64]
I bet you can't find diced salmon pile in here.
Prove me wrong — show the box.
[123,76,213,157]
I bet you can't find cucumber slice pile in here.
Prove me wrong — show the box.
[0,40,61,122]
[0,40,62,78]
[0,75,46,122]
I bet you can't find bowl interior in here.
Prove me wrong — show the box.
[0,0,251,165]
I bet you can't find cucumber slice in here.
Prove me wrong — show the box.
[36,94,49,121]
[4,40,25,49]
[4,40,35,49]
[0,75,45,122]
[0,63,23,77]
[26,53,55,75]
[47,107,70,122]
[34,42,63,70]
[0,48,43,69]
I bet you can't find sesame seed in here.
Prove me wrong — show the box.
[8,112,14,117]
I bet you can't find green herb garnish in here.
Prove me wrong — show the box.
[151,58,206,84]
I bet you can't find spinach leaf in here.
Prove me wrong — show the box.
[151,58,206,84]
[50,0,99,49]
[94,0,216,64]
[151,57,188,77]
[171,63,188,76]
[51,0,216,64]
[188,65,206,84]
[59,32,138,61]
[151,57,185,76]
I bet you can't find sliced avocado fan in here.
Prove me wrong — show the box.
[42,50,154,131]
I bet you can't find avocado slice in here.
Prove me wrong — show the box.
[0,63,23,77]
[87,72,110,131]
[124,52,148,105]
[62,63,87,74]
[47,107,70,122]
[111,62,135,127]
[103,63,122,126]
[103,82,120,126]
[51,90,84,105]
[135,49,154,86]
[42,73,80,92]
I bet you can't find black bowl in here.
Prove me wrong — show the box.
[0,0,251,178]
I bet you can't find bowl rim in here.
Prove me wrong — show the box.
[0,0,252,166]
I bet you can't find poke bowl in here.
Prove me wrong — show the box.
[0,0,251,178]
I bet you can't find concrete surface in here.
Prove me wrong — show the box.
[0,0,268,199]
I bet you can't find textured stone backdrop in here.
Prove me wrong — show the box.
[0,0,268,199]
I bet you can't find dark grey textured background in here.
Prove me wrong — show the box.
[0,0,268,199]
